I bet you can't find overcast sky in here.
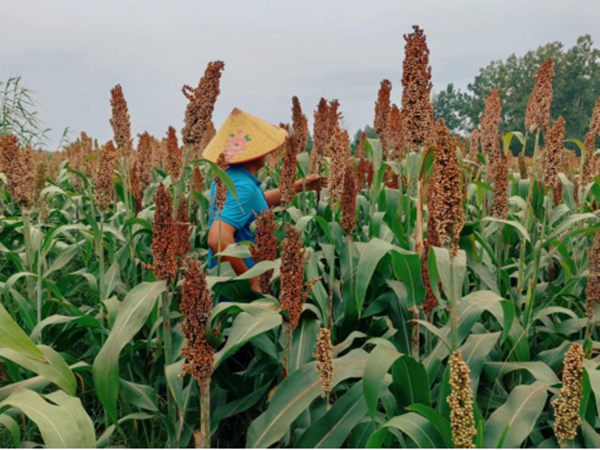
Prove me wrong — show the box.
[2,0,599,148]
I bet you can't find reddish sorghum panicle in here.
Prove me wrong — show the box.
[401,26,435,151]
[109,84,132,158]
[0,135,35,208]
[174,196,192,263]
[249,208,278,294]
[586,230,600,320]
[328,127,350,205]
[543,116,566,189]
[280,224,308,329]
[95,141,119,211]
[180,257,214,381]
[151,183,177,283]
[388,104,407,162]
[341,160,357,234]
[165,126,182,183]
[292,96,309,153]
[525,58,554,133]
[374,79,392,156]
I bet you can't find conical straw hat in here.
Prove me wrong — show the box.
[202,108,288,164]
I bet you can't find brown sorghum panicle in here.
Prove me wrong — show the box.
[47,151,64,183]
[490,148,509,219]
[329,127,350,205]
[582,132,597,186]
[543,116,566,189]
[67,142,84,190]
[166,126,182,183]
[280,130,298,205]
[95,141,118,210]
[552,342,584,445]
[33,150,48,202]
[314,328,333,398]
[447,350,477,449]
[180,257,214,381]
[310,98,330,174]
[356,157,373,189]
[214,154,229,213]
[151,183,177,283]
[374,79,391,156]
[292,96,309,153]
[525,58,554,133]
[137,132,154,189]
[280,224,308,329]
[586,230,600,320]
[341,160,357,234]
[192,166,204,193]
[480,90,502,161]
[109,84,132,157]
[0,135,35,208]
[249,208,278,294]
[355,132,366,159]
[325,100,341,157]
[388,104,407,162]
[402,25,435,151]
[430,120,464,255]
[589,98,600,137]
[80,132,96,180]
[174,196,192,263]
[468,129,480,161]
[182,61,225,152]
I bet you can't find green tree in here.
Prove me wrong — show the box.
[433,35,600,145]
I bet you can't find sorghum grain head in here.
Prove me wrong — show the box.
[214,154,229,213]
[181,61,225,152]
[180,257,214,381]
[249,208,278,294]
[586,230,600,320]
[280,132,298,205]
[151,183,177,283]
[525,58,554,133]
[174,195,192,262]
[313,328,333,398]
[328,127,350,205]
[468,129,480,160]
[447,350,477,449]
[355,132,367,159]
[95,141,119,211]
[401,25,435,150]
[480,90,502,160]
[552,342,584,445]
[292,96,309,152]
[137,131,154,189]
[280,224,308,329]
[109,84,132,157]
[543,116,566,189]
[341,160,357,234]
[388,104,407,162]
[166,126,182,183]
[0,135,35,208]
[374,79,392,155]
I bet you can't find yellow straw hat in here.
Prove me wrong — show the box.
[202,108,288,164]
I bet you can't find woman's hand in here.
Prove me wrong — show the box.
[294,174,326,193]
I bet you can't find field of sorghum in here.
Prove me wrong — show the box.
[0,24,600,448]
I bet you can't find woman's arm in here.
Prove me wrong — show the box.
[208,220,260,291]
[264,174,325,207]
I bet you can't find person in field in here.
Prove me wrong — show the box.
[203,108,321,291]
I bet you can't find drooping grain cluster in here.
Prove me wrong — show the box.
[0,135,35,208]
[525,58,554,133]
[249,208,278,294]
[430,120,464,255]
[401,25,434,150]
[314,328,333,399]
[447,350,477,449]
[182,61,225,157]
[543,116,566,189]
[151,183,177,283]
[109,84,132,158]
[374,79,392,156]
[180,257,214,381]
[552,342,584,444]
[586,230,600,320]
[279,224,308,329]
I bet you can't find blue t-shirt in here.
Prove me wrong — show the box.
[208,165,268,268]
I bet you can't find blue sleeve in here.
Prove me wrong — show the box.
[214,183,254,230]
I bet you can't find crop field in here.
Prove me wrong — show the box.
[0,25,600,449]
